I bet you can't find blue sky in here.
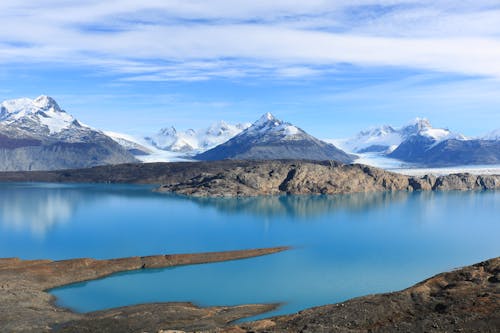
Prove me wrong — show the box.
[1,1,500,138]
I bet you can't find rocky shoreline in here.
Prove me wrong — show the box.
[1,251,498,332]
[156,160,500,197]
[0,160,498,197]
[0,247,288,332]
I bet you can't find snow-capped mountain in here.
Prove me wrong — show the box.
[0,95,84,138]
[333,118,467,154]
[145,121,251,154]
[196,113,355,163]
[386,119,500,166]
[0,96,137,171]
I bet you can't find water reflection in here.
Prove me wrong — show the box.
[0,183,157,238]
[0,183,419,238]
[0,186,79,237]
[186,191,412,218]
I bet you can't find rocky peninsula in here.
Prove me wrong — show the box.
[0,247,288,332]
[0,160,498,197]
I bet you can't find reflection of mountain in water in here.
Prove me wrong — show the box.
[0,186,79,237]
[0,184,157,238]
[188,191,415,219]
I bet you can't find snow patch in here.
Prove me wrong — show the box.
[1,95,76,134]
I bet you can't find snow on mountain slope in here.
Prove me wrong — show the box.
[104,131,152,154]
[328,125,402,153]
[104,131,191,162]
[330,118,467,154]
[0,95,82,135]
[196,112,355,162]
[244,112,305,139]
[145,120,251,153]
[0,96,137,170]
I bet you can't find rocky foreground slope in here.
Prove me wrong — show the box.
[235,257,500,333]
[0,160,498,197]
[0,247,287,333]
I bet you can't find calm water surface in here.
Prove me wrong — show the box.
[0,183,498,319]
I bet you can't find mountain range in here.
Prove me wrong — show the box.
[144,121,251,153]
[332,118,467,154]
[0,96,499,170]
[334,118,500,166]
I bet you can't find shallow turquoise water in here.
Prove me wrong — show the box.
[0,183,498,319]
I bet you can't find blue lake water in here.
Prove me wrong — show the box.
[0,183,498,319]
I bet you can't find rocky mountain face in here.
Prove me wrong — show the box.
[0,96,137,171]
[145,121,251,153]
[104,131,153,156]
[390,138,500,166]
[196,113,355,163]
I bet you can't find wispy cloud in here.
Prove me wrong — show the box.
[1,1,500,80]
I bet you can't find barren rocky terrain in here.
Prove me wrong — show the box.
[0,247,287,332]
[0,160,498,197]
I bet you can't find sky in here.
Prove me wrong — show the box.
[1,0,500,138]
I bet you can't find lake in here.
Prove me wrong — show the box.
[0,183,498,319]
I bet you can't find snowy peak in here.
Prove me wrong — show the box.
[0,95,78,134]
[406,119,466,143]
[206,120,248,136]
[337,118,467,154]
[243,113,305,140]
[358,125,396,138]
[253,112,279,127]
[145,120,251,153]
[33,95,62,111]
[407,117,432,130]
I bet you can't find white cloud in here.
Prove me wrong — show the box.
[1,1,500,80]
